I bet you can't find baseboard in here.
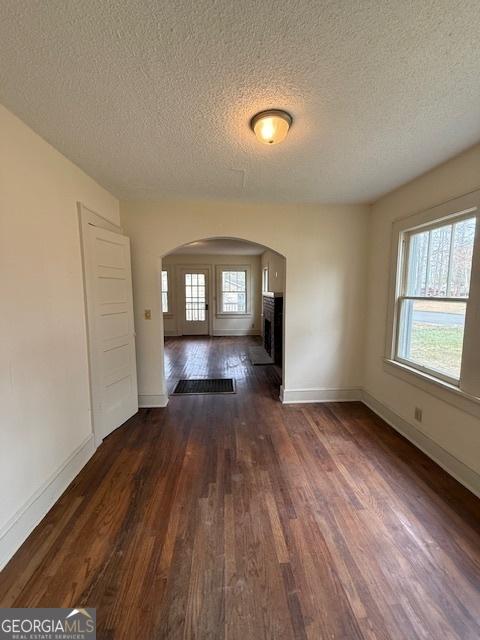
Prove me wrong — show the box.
[167,330,260,337]
[212,329,260,336]
[280,386,362,404]
[138,393,169,408]
[0,433,96,571]
[362,390,480,499]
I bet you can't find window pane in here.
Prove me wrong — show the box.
[448,217,476,297]
[426,224,451,296]
[161,270,169,312]
[222,292,246,313]
[162,291,168,313]
[161,270,168,292]
[398,299,466,380]
[222,271,246,293]
[406,230,429,296]
[221,270,247,312]
[406,217,476,299]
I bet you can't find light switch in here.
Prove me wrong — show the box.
[144,309,152,320]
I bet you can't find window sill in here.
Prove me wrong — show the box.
[383,358,480,419]
[216,312,252,319]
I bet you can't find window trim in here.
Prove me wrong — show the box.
[216,265,251,317]
[161,267,173,317]
[385,189,480,402]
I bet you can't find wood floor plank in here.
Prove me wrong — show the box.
[1,336,479,639]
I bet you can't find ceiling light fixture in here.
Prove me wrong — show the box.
[250,109,292,145]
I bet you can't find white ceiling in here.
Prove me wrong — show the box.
[1,1,479,204]
[169,238,267,255]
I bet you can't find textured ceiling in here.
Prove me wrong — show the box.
[1,1,480,203]
[169,238,266,255]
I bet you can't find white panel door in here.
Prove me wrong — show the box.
[86,225,138,442]
[180,268,209,335]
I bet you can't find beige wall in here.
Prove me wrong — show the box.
[261,249,285,294]
[4,94,479,568]
[162,253,262,336]
[0,104,119,563]
[364,143,480,479]
[121,199,369,404]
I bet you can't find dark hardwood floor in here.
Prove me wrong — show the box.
[1,336,479,639]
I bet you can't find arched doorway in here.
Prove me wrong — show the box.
[158,237,286,400]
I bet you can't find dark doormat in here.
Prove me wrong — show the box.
[172,378,236,395]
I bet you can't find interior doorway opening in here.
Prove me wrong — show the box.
[160,237,286,398]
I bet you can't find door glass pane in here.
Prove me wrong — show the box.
[397,299,466,380]
[185,273,206,322]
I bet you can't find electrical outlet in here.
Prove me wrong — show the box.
[414,407,422,422]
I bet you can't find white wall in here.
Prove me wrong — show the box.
[0,104,119,566]
[162,253,262,336]
[364,143,480,486]
[120,199,369,405]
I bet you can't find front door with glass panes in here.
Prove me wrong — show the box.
[180,268,209,335]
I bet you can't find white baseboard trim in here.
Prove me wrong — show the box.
[362,390,480,499]
[166,330,260,338]
[280,386,362,404]
[212,329,260,336]
[0,433,96,571]
[138,393,169,408]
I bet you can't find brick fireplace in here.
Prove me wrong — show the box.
[262,294,283,366]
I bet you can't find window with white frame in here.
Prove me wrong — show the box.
[392,207,478,386]
[262,266,269,293]
[161,269,170,314]
[217,267,249,315]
